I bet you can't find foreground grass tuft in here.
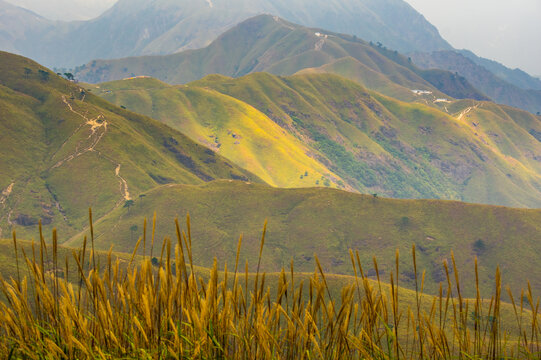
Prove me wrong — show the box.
[0,213,540,359]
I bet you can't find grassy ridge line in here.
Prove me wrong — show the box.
[443,99,541,177]
[75,15,481,103]
[64,181,541,298]
[1,227,540,358]
[88,77,345,189]
[192,72,541,207]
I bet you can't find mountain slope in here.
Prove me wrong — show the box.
[92,72,541,207]
[458,49,541,91]
[76,15,482,104]
[411,51,541,114]
[0,51,260,241]
[0,0,53,53]
[66,180,541,298]
[87,77,344,189]
[0,0,451,69]
[192,72,541,207]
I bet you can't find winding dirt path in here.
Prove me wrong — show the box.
[315,38,325,51]
[115,164,131,201]
[456,104,480,121]
[52,96,108,169]
[0,182,14,238]
[0,183,14,206]
[52,95,132,218]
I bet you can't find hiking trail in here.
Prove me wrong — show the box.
[115,164,131,201]
[457,104,480,121]
[52,96,108,169]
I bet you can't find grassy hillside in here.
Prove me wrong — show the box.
[0,51,260,241]
[75,15,478,104]
[65,180,541,298]
[442,99,541,176]
[87,77,344,189]
[189,72,541,207]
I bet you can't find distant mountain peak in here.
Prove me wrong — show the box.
[1,0,451,69]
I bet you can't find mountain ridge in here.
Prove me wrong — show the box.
[0,0,451,69]
[75,15,485,104]
[92,71,541,208]
[411,50,541,114]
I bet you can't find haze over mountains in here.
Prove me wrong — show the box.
[411,50,541,114]
[2,0,540,113]
[4,0,117,21]
[74,14,541,116]
[0,0,450,70]
[75,15,485,102]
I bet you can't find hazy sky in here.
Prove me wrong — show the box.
[5,0,117,21]
[5,0,541,75]
[405,0,541,75]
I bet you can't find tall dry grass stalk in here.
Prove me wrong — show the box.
[0,215,540,359]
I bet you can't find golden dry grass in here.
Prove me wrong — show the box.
[0,211,540,359]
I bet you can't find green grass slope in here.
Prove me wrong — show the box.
[192,72,541,207]
[66,180,541,298]
[0,51,260,241]
[443,99,541,177]
[75,15,478,103]
[88,77,344,189]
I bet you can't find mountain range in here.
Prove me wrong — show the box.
[75,15,485,103]
[0,0,450,69]
[4,0,540,114]
[411,50,541,114]
[88,68,541,208]
[73,14,541,116]
[1,51,540,295]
